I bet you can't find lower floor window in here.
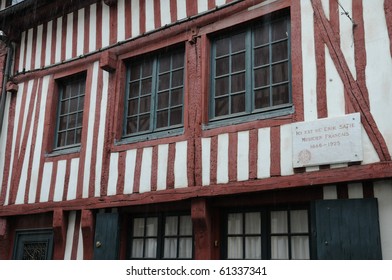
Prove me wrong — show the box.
[225,208,309,259]
[129,214,193,259]
[12,229,54,260]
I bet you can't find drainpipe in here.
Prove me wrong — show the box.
[0,30,14,138]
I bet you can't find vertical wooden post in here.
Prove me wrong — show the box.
[191,198,212,259]
[81,209,95,260]
[0,218,9,259]
[53,209,67,260]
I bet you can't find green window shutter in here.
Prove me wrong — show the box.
[94,213,120,260]
[312,199,382,260]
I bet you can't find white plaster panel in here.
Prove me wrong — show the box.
[257,127,270,179]
[132,0,140,37]
[237,131,249,181]
[124,149,137,194]
[139,147,153,193]
[326,46,345,117]
[217,133,229,184]
[53,160,67,202]
[65,13,73,60]
[107,152,119,196]
[202,138,211,186]
[175,141,188,188]
[39,162,53,202]
[323,185,337,200]
[157,144,169,190]
[280,124,294,176]
[67,158,80,200]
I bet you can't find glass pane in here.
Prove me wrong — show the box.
[126,117,137,134]
[66,130,75,145]
[271,211,288,234]
[163,238,177,258]
[159,54,171,73]
[245,212,261,234]
[291,236,310,259]
[232,32,246,52]
[228,213,242,234]
[231,72,245,92]
[179,216,192,235]
[272,62,288,83]
[165,216,178,235]
[172,51,184,69]
[232,52,245,72]
[272,41,288,63]
[228,237,243,259]
[129,81,140,98]
[64,84,72,99]
[216,57,229,76]
[69,98,78,113]
[138,114,150,132]
[179,238,193,259]
[254,46,269,66]
[290,210,308,233]
[68,113,77,128]
[170,107,182,126]
[254,67,270,88]
[254,25,269,46]
[131,239,144,258]
[130,63,141,81]
[60,100,69,114]
[76,113,83,127]
[159,73,170,91]
[254,88,271,109]
[171,88,183,106]
[141,78,152,95]
[142,59,153,77]
[271,236,288,259]
[78,96,84,111]
[146,218,158,236]
[139,96,151,113]
[144,238,157,258]
[133,218,145,236]
[216,37,230,57]
[128,99,138,116]
[71,83,80,97]
[75,128,82,144]
[57,132,66,147]
[245,237,262,259]
[215,97,229,117]
[272,84,289,106]
[172,69,184,88]
[272,19,288,41]
[215,77,229,96]
[59,116,67,130]
[156,110,168,128]
[231,93,245,114]
[158,91,169,109]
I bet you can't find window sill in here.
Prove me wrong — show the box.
[203,105,294,131]
[46,145,81,158]
[116,127,184,146]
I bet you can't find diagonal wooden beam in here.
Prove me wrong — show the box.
[311,0,391,161]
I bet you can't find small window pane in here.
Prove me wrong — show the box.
[139,114,150,132]
[142,60,153,77]
[215,77,229,96]
[68,113,77,128]
[245,212,261,234]
[76,113,83,127]
[156,110,168,128]
[254,46,269,66]
[272,62,288,83]
[179,216,192,235]
[228,213,242,234]
[216,57,230,76]
[158,91,169,109]
[132,239,144,258]
[144,238,157,258]
[133,218,145,236]
[130,64,141,81]
[215,97,229,117]
[129,82,140,98]
[141,78,152,95]
[75,129,82,144]
[272,19,288,41]
[159,54,171,73]
[254,67,270,88]
[271,211,288,234]
[128,99,138,116]
[254,25,269,46]
[271,236,288,259]
[272,41,288,62]
[172,69,183,88]
[171,89,183,106]
[216,37,230,57]
[146,218,158,236]
[60,100,69,114]
[165,216,178,235]
[291,236,310,259]
[127,117,137,134]
[245,237,262,259]
[159,73,170,91]
[228,237,243,259]
[179,238,193,259]
[139,96,151,114]
[172,51,184,69]
[290,210,308,233]
[170,107,182,126]
[66,130,75,146]
[78,96,84,111]
[232,52,245,72]
[255,88,271,109]
[231,73,245,93]
[164,238,177,258]
[231,93,245,114]
[232,32,246,52]
[57,132,66,147]
[59,116,67,130]
[272,84,289,106]
[69,98,78,113]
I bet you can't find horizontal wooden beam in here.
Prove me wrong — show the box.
[0,162,392,216]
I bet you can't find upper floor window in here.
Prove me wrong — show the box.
[123,47,185,139]
[210,13,291,122]
[54,73,86,149]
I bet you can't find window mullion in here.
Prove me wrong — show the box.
[151,57,158,132]
[246,28,253,113]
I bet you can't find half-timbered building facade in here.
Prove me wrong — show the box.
[0,0,392,259]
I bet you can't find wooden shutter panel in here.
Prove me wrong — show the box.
[93,213,120,260]
[312,199,382,260]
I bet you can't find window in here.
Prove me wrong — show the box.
[210,13,291,122]
[12,229,54,260]
[124,47,185,139]
[129,214,193,259]
[54,73,86,149]
[224,208,309,260]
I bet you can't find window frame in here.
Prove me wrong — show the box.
[122,45,186,143]
[127,212,194,260]
[52,72,87,153]
[12,229,54,260]
[207,11,293,128]
[222,206,310,260]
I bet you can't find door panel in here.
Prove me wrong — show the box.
[93,213,120,260]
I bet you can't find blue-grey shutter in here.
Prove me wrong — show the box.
[93,213,120,260]
[312,199,382,260]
